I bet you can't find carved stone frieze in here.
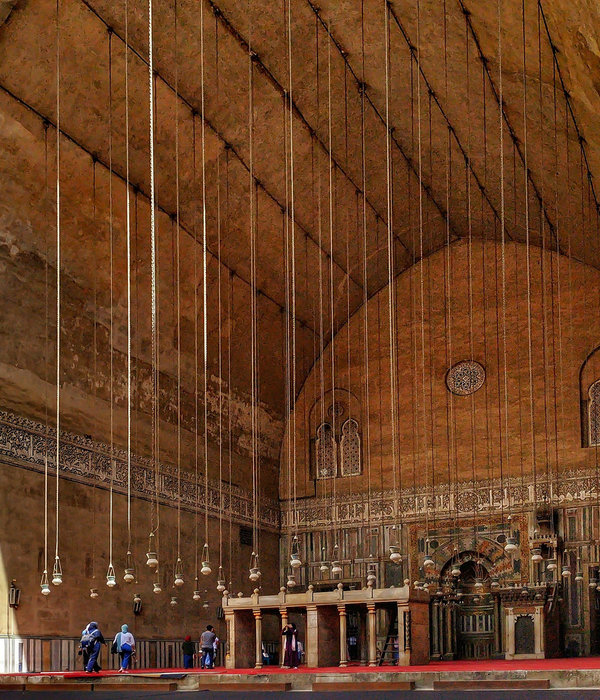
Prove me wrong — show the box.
[280,470,600,531]
[0,411,279,531]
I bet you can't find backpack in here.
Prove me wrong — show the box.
[81,632,95,649]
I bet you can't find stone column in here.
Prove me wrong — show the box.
[338,605,348,667]
[534,606,544,657]
[306,604,319,667]
[444,604,454,660]
[505,608,514,659]
[367,602,377,666]
[279,608,288,668]
[225,612,235,669]
[431,601,440,659]
[493,596,502,657]
[253,609,263,669]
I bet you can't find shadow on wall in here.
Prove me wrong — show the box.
[0,544,25,672]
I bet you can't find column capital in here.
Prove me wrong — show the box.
[367,602,376,613]
[337,604,346,615]
[306,603,318,613]
[252,608,262,619]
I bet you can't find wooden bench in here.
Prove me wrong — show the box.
[434,679,550,690]
[0,684,26,691]
[312,681,415,691]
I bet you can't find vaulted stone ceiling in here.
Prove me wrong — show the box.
[0,0,599,460]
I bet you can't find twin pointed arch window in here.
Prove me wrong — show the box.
[311,393,362,479]
[587,379,600,447]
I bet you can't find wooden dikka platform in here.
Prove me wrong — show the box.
[222,584,430,669]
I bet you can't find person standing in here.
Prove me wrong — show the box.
[281,622,299,669]
[79,623,93,672]
[113,624,135,673]
[182,635,195,669]
[200,625,217,669]
[84,622,106,673]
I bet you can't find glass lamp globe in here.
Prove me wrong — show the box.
[201,562,212,576]
[153,582,162,594]
[389,546,402,564]
[192,590,201,601]
[170,596,178,607]
[504,537,518,553]
[531,548,543,563]
[89,588,99,599]
[290,554,302,569]
[423,557,434,568]
[331,561,342,576]
[41,583,51,596]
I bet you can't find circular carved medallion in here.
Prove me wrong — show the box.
[446,360,485,396]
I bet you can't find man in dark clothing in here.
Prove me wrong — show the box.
[182,635,196,669]
[200,625,217,669]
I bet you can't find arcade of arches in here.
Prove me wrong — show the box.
[1,0,600,674]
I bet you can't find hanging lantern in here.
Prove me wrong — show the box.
[193,590,201,601]
[89,588,99,599]
[474,579,484,590]
[546,559,557,572]
[146,532,158,568]
[216,566,226,593]
[249,552,261,582]
[319,547,329,573]
[106,563,117,588]
[521,585,529,596]
[170,596,178,607]
[287,573,296,588]
[153,581,162,594]
[589,578,597,589]
[331,561,342,576]
[124,551,135,583]
[202,597,209,610]
[491,578,500,590]
[201,543,212,576]
[575,571,584,583]
[133,592,142,604]
[451,565,461,577]
[366,567,377,587]
[52,556,63,586]
[290,535,302,569]
[40,570,51,596]
[504,537,518,553]
[531,548,543,563]
[562,565,571,578]
[174,557,184,587]
[389,545,402,564]
[423,556,434,568]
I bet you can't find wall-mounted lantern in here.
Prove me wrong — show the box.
[9,580,21,609]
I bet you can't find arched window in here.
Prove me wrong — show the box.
[316,423,337,479]
[589,380,600,447]
[341,418,361,476]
